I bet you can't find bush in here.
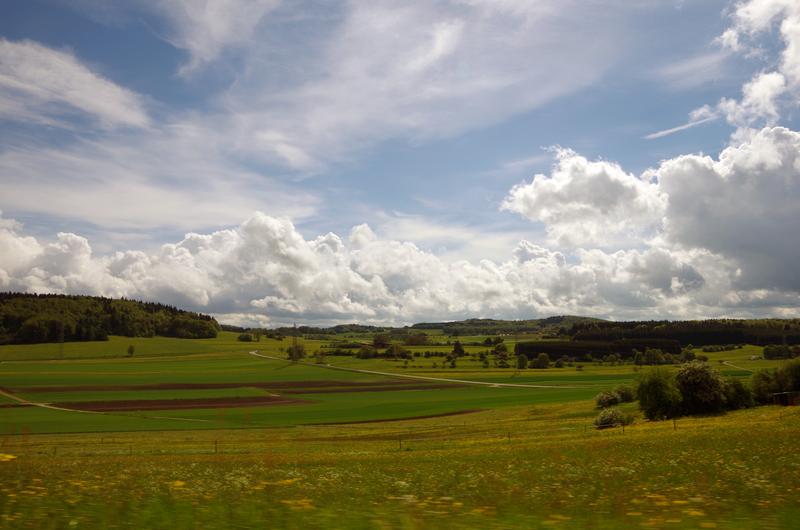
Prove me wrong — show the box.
[763,345,798,360]
[782,357,800,390]
[516,354,528,369]
[356,345,377,359]
[593,407,634,429]
[723,378,753,410]
[751,369,780,404]
[286,344,306,361]
[637,367,681,420]
[595,390,620,409]
[237,333,253,342]
[751,358,800,403]
[614,385,636,403]
[675,361,726,415]
[531,352,550,369]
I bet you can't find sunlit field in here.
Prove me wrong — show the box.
[2,403,798,529]
[1,333,798,528]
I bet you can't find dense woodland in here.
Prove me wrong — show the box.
[569,319,800,346]
[411,316,602,336]
[0,293,220,344]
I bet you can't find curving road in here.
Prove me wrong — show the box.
[248,351,585,389]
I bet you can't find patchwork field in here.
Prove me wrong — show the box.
[1,334,797,528]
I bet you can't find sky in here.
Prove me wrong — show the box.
[1,0,800,327]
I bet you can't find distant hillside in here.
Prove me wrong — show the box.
[0,293,220,345]
[410,316,605,336]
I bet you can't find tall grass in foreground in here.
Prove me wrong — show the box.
[1,402,798,529]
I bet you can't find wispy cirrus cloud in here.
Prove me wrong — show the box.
[148,0,281,75]
[0,39,149,129]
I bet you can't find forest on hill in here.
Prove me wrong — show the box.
[568,319,800,346]
[0,293,220,344]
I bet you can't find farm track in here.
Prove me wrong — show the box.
[248,351,587,389]
[723,360,754,373]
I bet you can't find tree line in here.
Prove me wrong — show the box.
[569,319,800,346]
[0,293,220,344]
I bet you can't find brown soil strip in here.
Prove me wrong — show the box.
[308,409,483,425]
[53,395,308,412]
[14,380,463,393]
[280,383,462,394]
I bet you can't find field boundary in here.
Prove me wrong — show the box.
[248,351,585,389]
[0,387,213,424]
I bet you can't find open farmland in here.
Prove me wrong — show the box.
[1,332,798,528]
[0,333,781,434]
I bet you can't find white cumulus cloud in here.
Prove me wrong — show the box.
[501,149,666,247]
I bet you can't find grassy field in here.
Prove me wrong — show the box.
[1,335,797,527]
[0,337,781,435]
[0,351,603,434]
[0,332,275,361]
[1,402,797,529]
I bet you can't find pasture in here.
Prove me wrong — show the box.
[1,334,798,528]
[1,402,798,529]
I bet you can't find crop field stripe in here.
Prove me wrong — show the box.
[0,385,214,424]
[248,351,587,389]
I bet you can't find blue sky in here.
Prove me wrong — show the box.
[1,0,800,326]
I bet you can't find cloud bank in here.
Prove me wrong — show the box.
[3,126,800,326]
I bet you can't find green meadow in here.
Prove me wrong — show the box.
[0,333,798,528]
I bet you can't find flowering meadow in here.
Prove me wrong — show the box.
[2,401,798,529]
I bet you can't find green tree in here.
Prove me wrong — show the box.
[531,353,550,369]
[516,353,528,369]
[637,367,681,420]
[452,341,465,357]
[356,345,377,359]
[493,342,508,354]
[723,378,753,410]
[675,361,726,415]
[287,343,306,361]
[372,334,390,349]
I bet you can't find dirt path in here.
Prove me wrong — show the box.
[722,360,754,374]
[248,351,585,389]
